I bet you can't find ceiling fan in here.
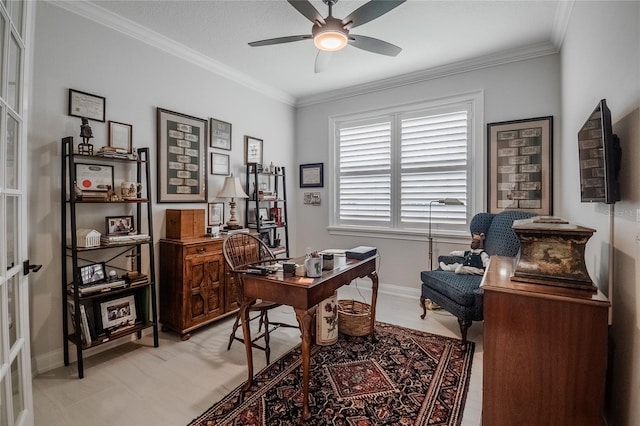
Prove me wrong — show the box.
[248,0,406,73]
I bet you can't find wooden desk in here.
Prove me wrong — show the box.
[239,255,378,421]
[482,256,609,425]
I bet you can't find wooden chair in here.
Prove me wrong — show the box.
[222,233,295,364]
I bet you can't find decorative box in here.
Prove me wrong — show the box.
[165,209,205,239]
[511,216,596,292]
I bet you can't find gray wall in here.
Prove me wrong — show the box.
[559,2,640,424]
[294,54,561,292]
[27,3,296,372]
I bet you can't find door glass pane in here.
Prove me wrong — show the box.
[0,378,8,426]
[8,33,21,111]
[9,0,22,37]
[8,275,17,347]
[11,357,24,424]
[6,196,16,270]
[6,114,17,189]
[0,14,5,95]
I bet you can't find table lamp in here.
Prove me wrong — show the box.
[428,198,464,270]
[217,174,249,229]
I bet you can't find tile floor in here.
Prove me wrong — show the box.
[33,285,483,425]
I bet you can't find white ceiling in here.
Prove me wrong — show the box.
[81,0,569,105]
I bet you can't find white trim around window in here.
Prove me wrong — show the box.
[328,90,484,241]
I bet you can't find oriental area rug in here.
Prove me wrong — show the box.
[189,322,474,426]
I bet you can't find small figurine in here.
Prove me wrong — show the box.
[78,117,94,155]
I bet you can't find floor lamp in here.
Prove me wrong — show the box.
[217,174,249,229]
[428,198,464,270]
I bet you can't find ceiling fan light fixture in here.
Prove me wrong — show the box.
[314,30,348,51]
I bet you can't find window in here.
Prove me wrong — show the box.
[330,93,482,237]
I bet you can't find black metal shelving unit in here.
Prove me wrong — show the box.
[245,162,289,257]
[60,136,158,378]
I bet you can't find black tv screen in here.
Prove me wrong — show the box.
[578,99,621,204]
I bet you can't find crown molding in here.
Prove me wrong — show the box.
[551,0,575,48]
[49,0,296,106]
[296,41,559,107]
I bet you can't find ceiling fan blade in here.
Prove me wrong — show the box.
[314,50,332,73]
[349,34,402,56]
[287,0,325,25]
[249,35,312,47]
[342,0,406,29]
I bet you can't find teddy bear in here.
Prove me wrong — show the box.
[439,232,489,275]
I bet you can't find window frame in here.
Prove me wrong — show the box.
[328,90,484,240]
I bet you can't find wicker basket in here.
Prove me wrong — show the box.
[338,299,372,336]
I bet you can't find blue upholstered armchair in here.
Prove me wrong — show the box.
[420,210,535,345]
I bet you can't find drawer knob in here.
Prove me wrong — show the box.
[197,248,206,254]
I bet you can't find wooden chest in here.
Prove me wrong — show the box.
[165,209,205,239]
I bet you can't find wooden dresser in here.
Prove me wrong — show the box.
[482,256,610,426]
[159,237,239,340]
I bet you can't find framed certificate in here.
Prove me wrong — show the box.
[68,89,106,122]
[300,163,324,188]
[75,163,114,191]
[244,135,263,165]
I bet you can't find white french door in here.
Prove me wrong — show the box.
[0,1,34,425]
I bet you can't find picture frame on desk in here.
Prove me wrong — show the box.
[487,116,553,215]
[156,108,208,203]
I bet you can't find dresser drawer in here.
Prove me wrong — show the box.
[185,243,222,257]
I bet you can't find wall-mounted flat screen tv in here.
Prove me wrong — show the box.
[578,99,621,204]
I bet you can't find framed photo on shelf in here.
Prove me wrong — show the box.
[75,163,114,192]
[105,215,134,235]
[99,295,137,331]
[300,163,324,188]
[156,108,208,203]
[108,121,133,153]
[208,202,225,226]
[78,262,106,285]
[210,118,232,150]
[244,135,263,165]
[487,116,553,215]
[68,88,106,122]
[259,232,271,247]
[210,152,230,175]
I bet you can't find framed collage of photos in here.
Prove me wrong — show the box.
[156,108,208,203]
[487,116,553,215]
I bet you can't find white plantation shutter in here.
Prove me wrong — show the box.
[400,111,468,230]
[334,99,473,234]
[338,121,392,226]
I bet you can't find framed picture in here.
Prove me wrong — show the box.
[108,121,133,153]
[244,135,263,165]
[78,262,106,285]
[99,295,137,331]
[304,192,321,205]
[210,152,230,175]
[105,215,134,235]
[300,163,324,188]
[68,88,106,122]
[208,202,225,226]
[249,207,270,223]
[210,118,232,150]
[487,116,553,215]
[156,108,208,203]
[75,163,114,192]
[259,232,271,247]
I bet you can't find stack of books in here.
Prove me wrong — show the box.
[96,146,129,159]
[101,233,150,245]
[80,191,108,201]
[125,272,148,285]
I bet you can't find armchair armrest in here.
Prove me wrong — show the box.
[437,255,465,269]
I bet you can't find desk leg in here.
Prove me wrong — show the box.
[369,270,379,342]
[240,300,254,391]
[295,307,316,421]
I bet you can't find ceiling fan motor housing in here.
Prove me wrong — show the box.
[312,16,349,51]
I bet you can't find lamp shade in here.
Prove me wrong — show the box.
[217,174,248,199]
